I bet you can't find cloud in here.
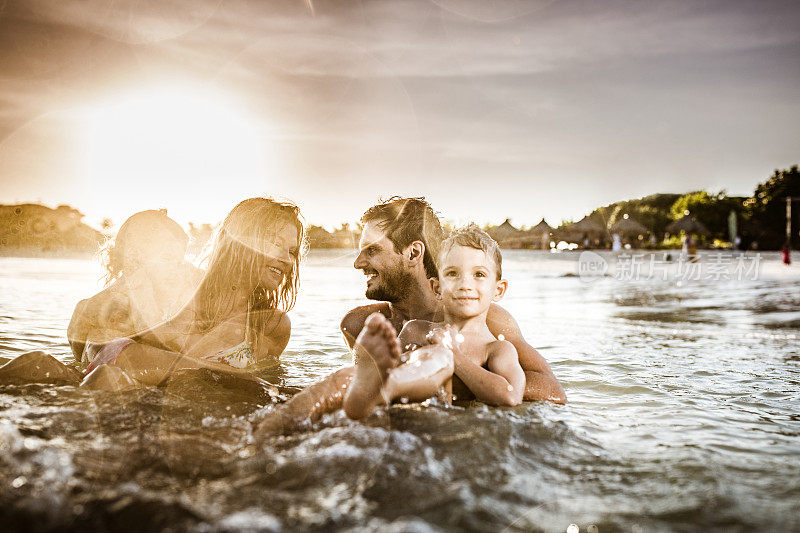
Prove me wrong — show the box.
[1,0,799,226]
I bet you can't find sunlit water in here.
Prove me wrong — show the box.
[1,251,799,532]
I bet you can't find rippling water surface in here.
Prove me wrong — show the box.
[1,251,799,532]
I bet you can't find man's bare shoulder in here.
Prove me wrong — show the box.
[340,303,390,347]
[486,303,521,335]
[401,319,437,333]
[341,303,391,330]
[397,319,437,349]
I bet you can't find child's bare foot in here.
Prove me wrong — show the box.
[343,313,401,419]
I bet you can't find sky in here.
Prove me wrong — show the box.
[0,0,798,230]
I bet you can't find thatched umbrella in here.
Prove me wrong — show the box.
[487,219,523,243]
[561,215,606,247]
[667,214,709,235]
[568,215,605,234]
[609,216,648,235]
[512,218,556,249]
[530,218,555,235]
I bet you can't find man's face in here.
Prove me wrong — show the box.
[354,221,414,302]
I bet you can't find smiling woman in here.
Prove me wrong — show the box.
[81,85,274,223]
[79,196,305,388]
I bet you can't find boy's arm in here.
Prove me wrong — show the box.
[486,304,566,404]
[453,340,524,407]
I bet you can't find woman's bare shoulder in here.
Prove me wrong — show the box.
[253,309,291,358]
[270,311,291,340]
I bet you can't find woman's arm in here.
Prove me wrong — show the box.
[80,297,184,360]
[112,342,262,386]
[453,340,524,406]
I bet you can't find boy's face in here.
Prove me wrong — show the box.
[434,244,507,319]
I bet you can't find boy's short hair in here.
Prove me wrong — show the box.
[361,197,445,279]
[439,224,502,279]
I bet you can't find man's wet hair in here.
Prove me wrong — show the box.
[361,197,445,279]
[439,224,503,280]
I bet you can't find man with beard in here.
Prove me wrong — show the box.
[341,197,565,404]
[255,197,564,437]
[341,198,443,339]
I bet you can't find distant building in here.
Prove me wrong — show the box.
[562,215,607,248]
[528,219,555,250]
[487,219,524,248]
[495,219,556,249]
[609,215,649,248]
[0,203,104,254]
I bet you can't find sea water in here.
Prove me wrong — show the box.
[1,251,799,532]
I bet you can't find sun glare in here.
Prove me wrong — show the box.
[83,85,271,225]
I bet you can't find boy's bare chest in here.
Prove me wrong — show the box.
[459,337,492,367]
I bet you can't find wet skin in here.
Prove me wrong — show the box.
[344,224,566,404]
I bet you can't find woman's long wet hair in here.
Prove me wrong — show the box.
[194,198,305,346]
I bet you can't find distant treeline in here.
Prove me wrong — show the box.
[4,165,797,254]
[305,165,800,251]
[305,223,360,249]
[576,165,799,249]
[0,203,103,254]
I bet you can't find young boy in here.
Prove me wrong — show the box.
[343,225,525,419]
